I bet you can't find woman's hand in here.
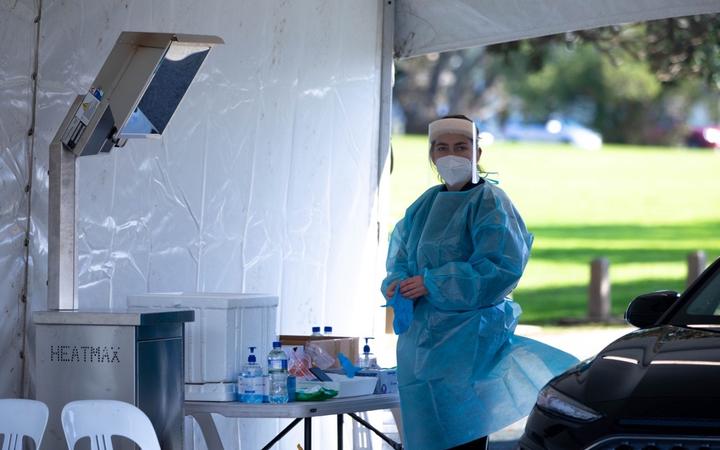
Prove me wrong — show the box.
[399,276,428,299]
[385,281,399,299]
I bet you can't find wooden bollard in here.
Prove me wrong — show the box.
[588,258,610,321]
[687,250,707,287]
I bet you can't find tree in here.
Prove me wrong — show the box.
[394,48,502,134]
[394,14,720,143]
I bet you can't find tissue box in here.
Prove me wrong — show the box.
[376,369,398,394]
[357,369,398,394]
[280,335,360,369]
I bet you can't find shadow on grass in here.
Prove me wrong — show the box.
[515,277,687,325]
[520,221,720,323]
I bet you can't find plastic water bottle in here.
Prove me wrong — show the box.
[239,346,264,403]
[268,341,289,403]
[323,326,333,336]
[311,326,323,336]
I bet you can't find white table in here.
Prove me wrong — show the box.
[185,394,402,450]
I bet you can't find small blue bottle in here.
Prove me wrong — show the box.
[239,347,264,403]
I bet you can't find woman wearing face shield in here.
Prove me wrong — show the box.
[381,115,577,450]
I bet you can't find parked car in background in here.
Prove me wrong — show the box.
[686,125,720,148]
[504,119,603,151]
[519,257,720,450]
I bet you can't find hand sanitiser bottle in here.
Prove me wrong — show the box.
[268,341,289,403]
[239,347,264,403]
[357,337,378,369]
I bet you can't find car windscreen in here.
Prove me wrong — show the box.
[671,261,720,326]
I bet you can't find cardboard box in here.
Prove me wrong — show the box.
[280,335,360,369]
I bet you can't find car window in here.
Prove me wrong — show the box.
[686,273,720,315]
[671,262,720,325]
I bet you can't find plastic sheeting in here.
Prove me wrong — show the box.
[395,0,720,58]
[0,0,386,448]
[0,0,35,399]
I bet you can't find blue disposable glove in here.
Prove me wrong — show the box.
[337,352,361,378]
[382,288,414,334]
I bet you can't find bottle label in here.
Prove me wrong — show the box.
[268,359,288,372]
[241,376,264,394]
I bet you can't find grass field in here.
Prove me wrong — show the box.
[388,135,720,324]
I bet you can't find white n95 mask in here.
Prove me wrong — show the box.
[435,155,473,186]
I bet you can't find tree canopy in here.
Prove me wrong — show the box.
[394,14,720,144]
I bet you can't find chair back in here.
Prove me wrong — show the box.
[61,400,160,450]
[0,398,49,450]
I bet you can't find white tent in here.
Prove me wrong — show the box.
[1,0,718,448]
[395,0,720,57]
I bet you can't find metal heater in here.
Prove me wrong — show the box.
[35,309,193,450]
[35,31,223,450]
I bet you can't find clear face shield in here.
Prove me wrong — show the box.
[471,122,478,184]
[428,117,479,184]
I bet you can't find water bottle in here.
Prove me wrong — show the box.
[323,326,333,336]
[239,346,264,403]
[268,341,289,403]
[311,326,323,336]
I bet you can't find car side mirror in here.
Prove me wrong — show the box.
[625,290,680,328]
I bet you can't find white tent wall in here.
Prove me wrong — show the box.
[395,0,720,58]
[1,0,388,448]
[0,1,35,399]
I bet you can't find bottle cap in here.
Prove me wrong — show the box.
[324,326,332,333]
[312,326,321,333]
[272,341,281,348]
[248,346,257,363]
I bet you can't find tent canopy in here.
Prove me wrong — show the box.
[395,0,720,58]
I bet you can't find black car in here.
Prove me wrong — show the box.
[520,257,720,450]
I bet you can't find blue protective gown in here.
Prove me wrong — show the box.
[381,182,578,450]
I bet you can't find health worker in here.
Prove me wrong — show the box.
[381,115,578,450]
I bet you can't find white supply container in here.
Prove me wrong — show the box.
[127,293,278,401]
[328,373,378,397]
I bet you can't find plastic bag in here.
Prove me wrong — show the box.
[295,385,338,401]
[288,347,315,380]
[305,343,335,370]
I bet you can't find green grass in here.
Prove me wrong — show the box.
[388,137,720,324]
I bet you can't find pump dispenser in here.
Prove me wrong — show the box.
[357,337,378,369]
[239,346,264,403]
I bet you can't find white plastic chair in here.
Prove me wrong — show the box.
[61,400,160,450]
[0,398,49,450]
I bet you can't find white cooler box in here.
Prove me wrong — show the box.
[127,293,278,401]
